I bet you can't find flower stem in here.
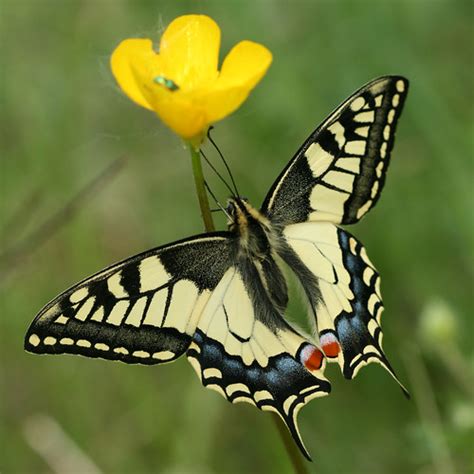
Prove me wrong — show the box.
[188,142,308,474]
[189,144,215,232]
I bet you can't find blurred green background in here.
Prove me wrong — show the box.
[1,1,472,473]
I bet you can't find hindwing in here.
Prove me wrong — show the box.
[262,76,408,225]
[25,233,235,364]
[280,222,408,396]
[187,264,330,460]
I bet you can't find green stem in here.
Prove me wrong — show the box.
[189,144,215,232]
[188,141,308,474]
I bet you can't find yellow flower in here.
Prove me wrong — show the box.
[111,14,272,144]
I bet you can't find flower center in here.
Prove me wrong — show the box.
[153,76,180,91]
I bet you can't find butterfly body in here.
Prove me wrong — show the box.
[25,76,409,460]
[226,197,288,309]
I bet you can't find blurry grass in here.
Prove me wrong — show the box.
[1,0,473,473]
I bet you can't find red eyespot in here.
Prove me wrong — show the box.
[300,344,324,371]
[320,333,340,358]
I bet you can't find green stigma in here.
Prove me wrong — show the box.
[153,76,179,91]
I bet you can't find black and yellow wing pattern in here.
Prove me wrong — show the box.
[26,76,409,460]
[262,76,408,225]
[262,76,409,394]
[187,265,329,458]
[25,233,234,363]
[26,232,330,459]
[280,222,408,395]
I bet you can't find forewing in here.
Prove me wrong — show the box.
[186,265,330,460]
[281,222,408,396]
[25,233,235,365]
[262,76,408,225]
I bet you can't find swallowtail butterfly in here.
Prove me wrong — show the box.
[25,76,409,460]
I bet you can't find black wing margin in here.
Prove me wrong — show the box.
[261,76,409,226]
[25,233,235,365]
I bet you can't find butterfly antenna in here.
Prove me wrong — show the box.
[204,180,233,223]
[207,127,240,197]
[200,149,236,198]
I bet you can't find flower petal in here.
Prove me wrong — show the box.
[144,87,207,140]
[159,15,220,90]
[201,40,273,123]
[219,40,273,89]
[111,38,162,110]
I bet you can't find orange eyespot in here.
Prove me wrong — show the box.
[300,344,324,371]
[320,332,340,358]
[322,341,340,358]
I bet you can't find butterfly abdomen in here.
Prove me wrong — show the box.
[227,197,289,312]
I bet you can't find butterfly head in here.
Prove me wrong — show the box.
[226,197,263,229]
[226,197,274,256]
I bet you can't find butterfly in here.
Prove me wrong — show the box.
[25,76,409,460]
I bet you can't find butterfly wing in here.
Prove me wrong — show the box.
[25,228,330,458]
[25,233,235,364]
[280,222,408,396]
[261,76,408,225]
[186,264,330,460]
[261,76,409,393]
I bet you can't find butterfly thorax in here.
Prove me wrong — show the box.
[226,198,275,259]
